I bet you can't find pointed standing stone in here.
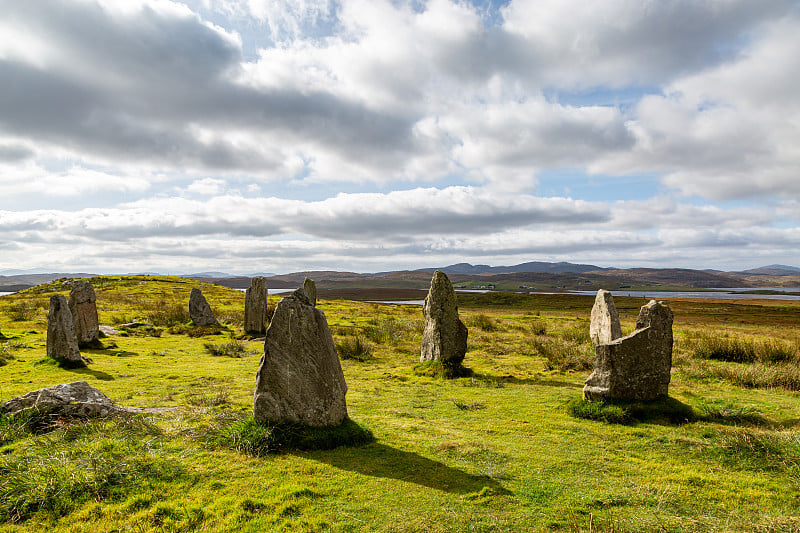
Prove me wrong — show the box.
[420,270,468,367]
[188,288,218,326]
[68,281,101,348]
[584,300,674,402]
[47,295,84,366]
[253,288,348,427]
[303,277,317,307]
[244,277,268,335]
[589,289,622,345]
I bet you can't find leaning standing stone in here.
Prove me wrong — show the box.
[68,281,101,348]
[253,288,348,427]
[47,295,84,366]
[188,288,218,326]
[420,270,468,367]
[303,277,317,307]
[584,300,673,401]
[244,277,268,335]
[589,289,622,345]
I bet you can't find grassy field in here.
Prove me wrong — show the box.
[1,276,799,532]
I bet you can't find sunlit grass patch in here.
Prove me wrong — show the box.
[0,417,184,524]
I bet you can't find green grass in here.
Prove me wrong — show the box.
[0,277,799,531]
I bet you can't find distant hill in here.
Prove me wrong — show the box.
[0,273,96,292]
[737,265,800,276]
[417,261,611,275]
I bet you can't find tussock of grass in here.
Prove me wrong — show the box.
[413,360,474,379]
[688,360,800,391]
[144,302,190,327]
[220,417,374,456]
[335,335,374,361]
[568,397,695,425]
[535,337,594,372]
[0,417,184,524]
[203,339,247,358]
[705,427,800,474]
[6,302,37,322]
[470,314,497,332]
[697,401,770,427]
[687,333,798,364]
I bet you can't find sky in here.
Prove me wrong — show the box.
[0,0,798,275]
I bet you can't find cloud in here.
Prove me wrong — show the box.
[595,13,800,200]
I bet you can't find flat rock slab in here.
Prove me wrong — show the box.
[253,288,348,427]
[2,381,179,419]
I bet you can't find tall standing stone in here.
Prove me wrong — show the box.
[253,288,348,427]
[68,281,101,348]
[420,270,468,367]
[188,288,218,326]
[589,289,622,345]
[244,277,268,335]
[584,300,674,402]
[47,295,84,366]
[303,277,317,307]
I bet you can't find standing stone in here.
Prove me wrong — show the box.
[253,288,348,427]
[589,289,622,345]
[303,277,317,307]
[244,277,268,335]
[584,300,674,402]
[68,281,101,348]
[420,270,468,367]
[188,288,218,326]
[47,295,84,366]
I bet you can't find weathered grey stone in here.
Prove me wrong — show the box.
[99,325,119,336]
[584,300,674,402]
[1,381,179,419]
[47,295,84,366]
[68,281,101,348]
[253,289,348,427]
[589,289,622,345]
[188,288,218,326]
[2,381,120,418]
[303,277,317,307]
[244,276,268,335]
[420,270,468,366]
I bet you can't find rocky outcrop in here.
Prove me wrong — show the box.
[189,288,218,326]
[46,295,85,366]
[584,300,674,402]
[420,270,468,367]
[253,288,348,427]
[2,381,119,418]
[589,289,622,345]
[68,281,102,348]
[244,277,268,335]
[303,277,317,307]
[1,381,178,419]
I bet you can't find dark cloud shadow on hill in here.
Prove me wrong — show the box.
[303,442,511,496]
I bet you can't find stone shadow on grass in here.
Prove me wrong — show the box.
[306,443,511,495]
[64,365,115,381]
